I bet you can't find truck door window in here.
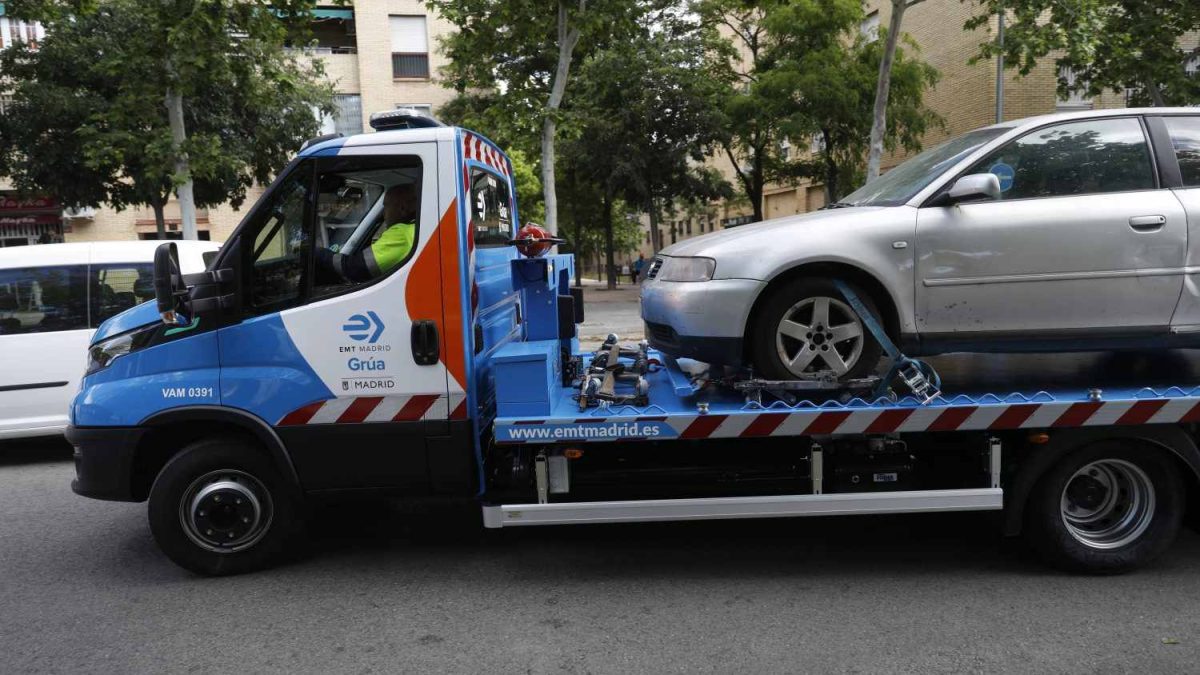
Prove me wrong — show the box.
[0,265,89,334]
[965,117,1155,200]
[470,167,512,247]
[246,163,313,314]
[311,155,423,298]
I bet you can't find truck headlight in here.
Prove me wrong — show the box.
[86,324,158,375]
[657,257,716,282]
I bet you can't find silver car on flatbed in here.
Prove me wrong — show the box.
[641,108,1200,381]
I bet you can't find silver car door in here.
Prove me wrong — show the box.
[1158,115,1200,331]
[915,116,1186,338]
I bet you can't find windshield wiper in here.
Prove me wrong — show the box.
[820,201,855,210]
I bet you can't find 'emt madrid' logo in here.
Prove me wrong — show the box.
[342,311,385,343]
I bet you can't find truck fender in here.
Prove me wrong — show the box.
[1002,425,1200,536]
[138,405,303,494]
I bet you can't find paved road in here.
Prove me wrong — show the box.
[4,439,1200,673]
[576,282,643,350]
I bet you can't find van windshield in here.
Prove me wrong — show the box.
[840,127,1011,207]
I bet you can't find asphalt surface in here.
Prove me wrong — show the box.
[576,282,644,349]
[4,438,1200,674]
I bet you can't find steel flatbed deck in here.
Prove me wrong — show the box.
[494,350,1200,444]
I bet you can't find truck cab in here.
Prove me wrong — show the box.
[68,114,552,573]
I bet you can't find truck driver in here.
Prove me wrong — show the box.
[317,183,418,283]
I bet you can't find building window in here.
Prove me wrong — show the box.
[397,104,433,117]
[860,11,879,41]
[331,94,363,136]
[390,16,429,79]
[1056,67,1093,111]
[685,220,692,235]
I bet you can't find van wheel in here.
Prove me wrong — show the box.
[1024,441,1183,574]
[148,437,300,576]
[749,277,883,381]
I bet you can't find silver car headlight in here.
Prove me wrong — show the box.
[657,256,716,282]
[86,324,158,375]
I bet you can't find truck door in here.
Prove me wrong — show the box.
[218,142,452,491]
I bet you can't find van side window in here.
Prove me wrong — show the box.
[470,168,512,247]
[0,266,89,335]
[311,155,423,299]
[966,117,1155,200]
[91,264,154,326]
[1164,116,1200,187]
[246,163,313,315]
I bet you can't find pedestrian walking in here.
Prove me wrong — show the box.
[633,254,646,283]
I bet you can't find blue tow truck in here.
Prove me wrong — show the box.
[68,111,1200,575]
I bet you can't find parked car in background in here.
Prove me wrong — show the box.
[642,108,1200,381]
[0,240,218,439]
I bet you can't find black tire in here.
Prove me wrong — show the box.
[1023,441,1184,574]
[148,437,301,576]
[749,277,884,381]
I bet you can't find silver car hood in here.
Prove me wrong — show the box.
[660,207,892,259]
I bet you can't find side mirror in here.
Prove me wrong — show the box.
[945,173,1002,204]
[153,242,189,324]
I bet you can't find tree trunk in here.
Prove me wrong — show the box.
[541,1,584,234]
[648,196,661,253]
[165,88,198,240]
[1146,76,1166,107]
[573,215,584,287]
[603,193,616,291]
[866,0,908,182]
[750,136,767,222]
[822,129,840,204]
[151,193,167,240]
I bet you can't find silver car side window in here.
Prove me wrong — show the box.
[965,117,1155,200]
[1163,116,1200,188]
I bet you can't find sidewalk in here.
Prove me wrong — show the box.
[576,278,644,349]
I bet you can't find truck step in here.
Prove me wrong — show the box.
[481,488,1002,528]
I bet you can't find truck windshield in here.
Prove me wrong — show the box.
[840,127,1011,207]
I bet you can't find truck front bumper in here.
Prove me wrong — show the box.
[66,425,146,502]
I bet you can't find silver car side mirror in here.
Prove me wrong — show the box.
[947,173,1002,204]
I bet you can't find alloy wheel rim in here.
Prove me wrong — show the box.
[774,296,865,377]
[179,469,274,554]
[1060,459,1155,550]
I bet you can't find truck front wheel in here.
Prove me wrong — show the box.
[148,437,300,576]
[1024,441,1184,574]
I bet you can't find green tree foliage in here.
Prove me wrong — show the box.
[560,20,731,288]
[967,0,1200,107]
[0,0,333,236]
[763,28,941,202]
[429,0,668,233]
[507,149,546,225]
[703,0,940,209]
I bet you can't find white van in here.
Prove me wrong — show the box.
[0,240,218,439]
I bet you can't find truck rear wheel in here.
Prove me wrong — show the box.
[1024,441,1183,574]
[148,437,300,576]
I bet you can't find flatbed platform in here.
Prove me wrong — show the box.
[494,350,1200,444]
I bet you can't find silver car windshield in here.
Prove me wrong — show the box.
[841,127,1011,207]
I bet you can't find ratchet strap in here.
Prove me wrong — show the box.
[831,279,941,404]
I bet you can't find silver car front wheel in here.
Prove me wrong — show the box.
[774,296,865,377]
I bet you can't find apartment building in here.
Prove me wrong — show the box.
[643,0,1131,254]
[0,0,455,247]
